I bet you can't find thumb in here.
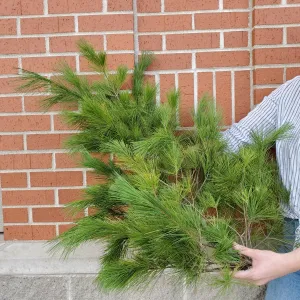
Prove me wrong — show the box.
[233,243,256,258]
[233,269,253,280]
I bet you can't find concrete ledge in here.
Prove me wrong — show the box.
[0,242,265,300]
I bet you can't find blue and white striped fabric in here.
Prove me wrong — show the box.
[221,76,300,246]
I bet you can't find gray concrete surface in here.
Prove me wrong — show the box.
[0,242,265,300]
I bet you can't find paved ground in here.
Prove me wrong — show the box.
[0,242,265,300]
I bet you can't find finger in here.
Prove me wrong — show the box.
[233,269,253,280]
[233,243,255,258]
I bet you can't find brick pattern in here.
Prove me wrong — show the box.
[0,1,300,240]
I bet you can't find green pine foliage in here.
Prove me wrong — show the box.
[18,40,291,292]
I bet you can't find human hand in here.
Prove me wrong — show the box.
[233,243,292,286]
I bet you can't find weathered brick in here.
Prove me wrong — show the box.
[216,72,232,126]
[254,8,300,25]
[178,73,194,127]
[166,33,219,50]
[0,0,43,16]
[27,134,72,150]
[165,0,219,11]
[48,0,102,13]
[224,31,248,48]
[0,154,52,170]
[108,0,133,11]
[31,171,83,187]
[139,35,162,51]
[0,97,22,113]
[253,28,283,45]
[106,34,134,50]
[0,38,45,54]
[1,173,27,188]
[0,115,50,132]
[196,51,249,68]
[0,135,23,151]
[2,190,55,206]
[32,207,83,222]
[254,68,283,85]
[195,12,249,30]
[3,208,28,223]
[0,19,17,35]
[139,15,192,32]
[79,14,133,32]
[22,56,76,73]
[4,225,56,240]
[235,70,251,122]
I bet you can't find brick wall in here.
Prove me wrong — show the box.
[0,0,299,240]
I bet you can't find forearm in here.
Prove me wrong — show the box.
[283,248,300,274]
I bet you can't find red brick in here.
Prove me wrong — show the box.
[32,207,83,222]
[254,68,283,85]
[55,153,81,169]
[24,96,78,112]
[0,78,19,94]
[196,51,249,68]
[22,56,76,73]
[0,97,22,112]
[139,35,162,51]
[139,15,192,32]
[160,74,175,103]
[31,171,83,187]
[0,19,16,35]
[144,75,156,86]
[198,72,213,99]
[80,54,134,71]
[287,68,300,80]
[235,71,251,122]
[108,0,133,11]
[0,38,45,54]
[254,88,275,105]
[0,115,50,132]
[216,72,232,126]
[27,134,72,150]
[86,172,107,185]
[287,0,300,3]
[224,0,249,8]
[1,173,27,188]
[59,224,75,234]
[0,154,52,170]
[4,225,56,240]
[53,115,76,131]
[147,54,192,71]
[0,0,43,16]
[58,188,84,204]
[0,135,23,151]
[224,31,248,48]
[287,27,300,44]
[165,0,218,11]
[254,8,300,25]
[48,0,102,13]
[254,48,300,65]
[79,15,133,32]
[137,0,161,12]
[50,35,103,53]
[21,17,74,35]
[254,0,280,4]
[3,208,28,223]
[0,59,18,75]
[166,33,219,50]
[2,190,55,206]
[178,73,194,127]
[106,34,134,50]
[253,28,283,45]
[195,12,249,30]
